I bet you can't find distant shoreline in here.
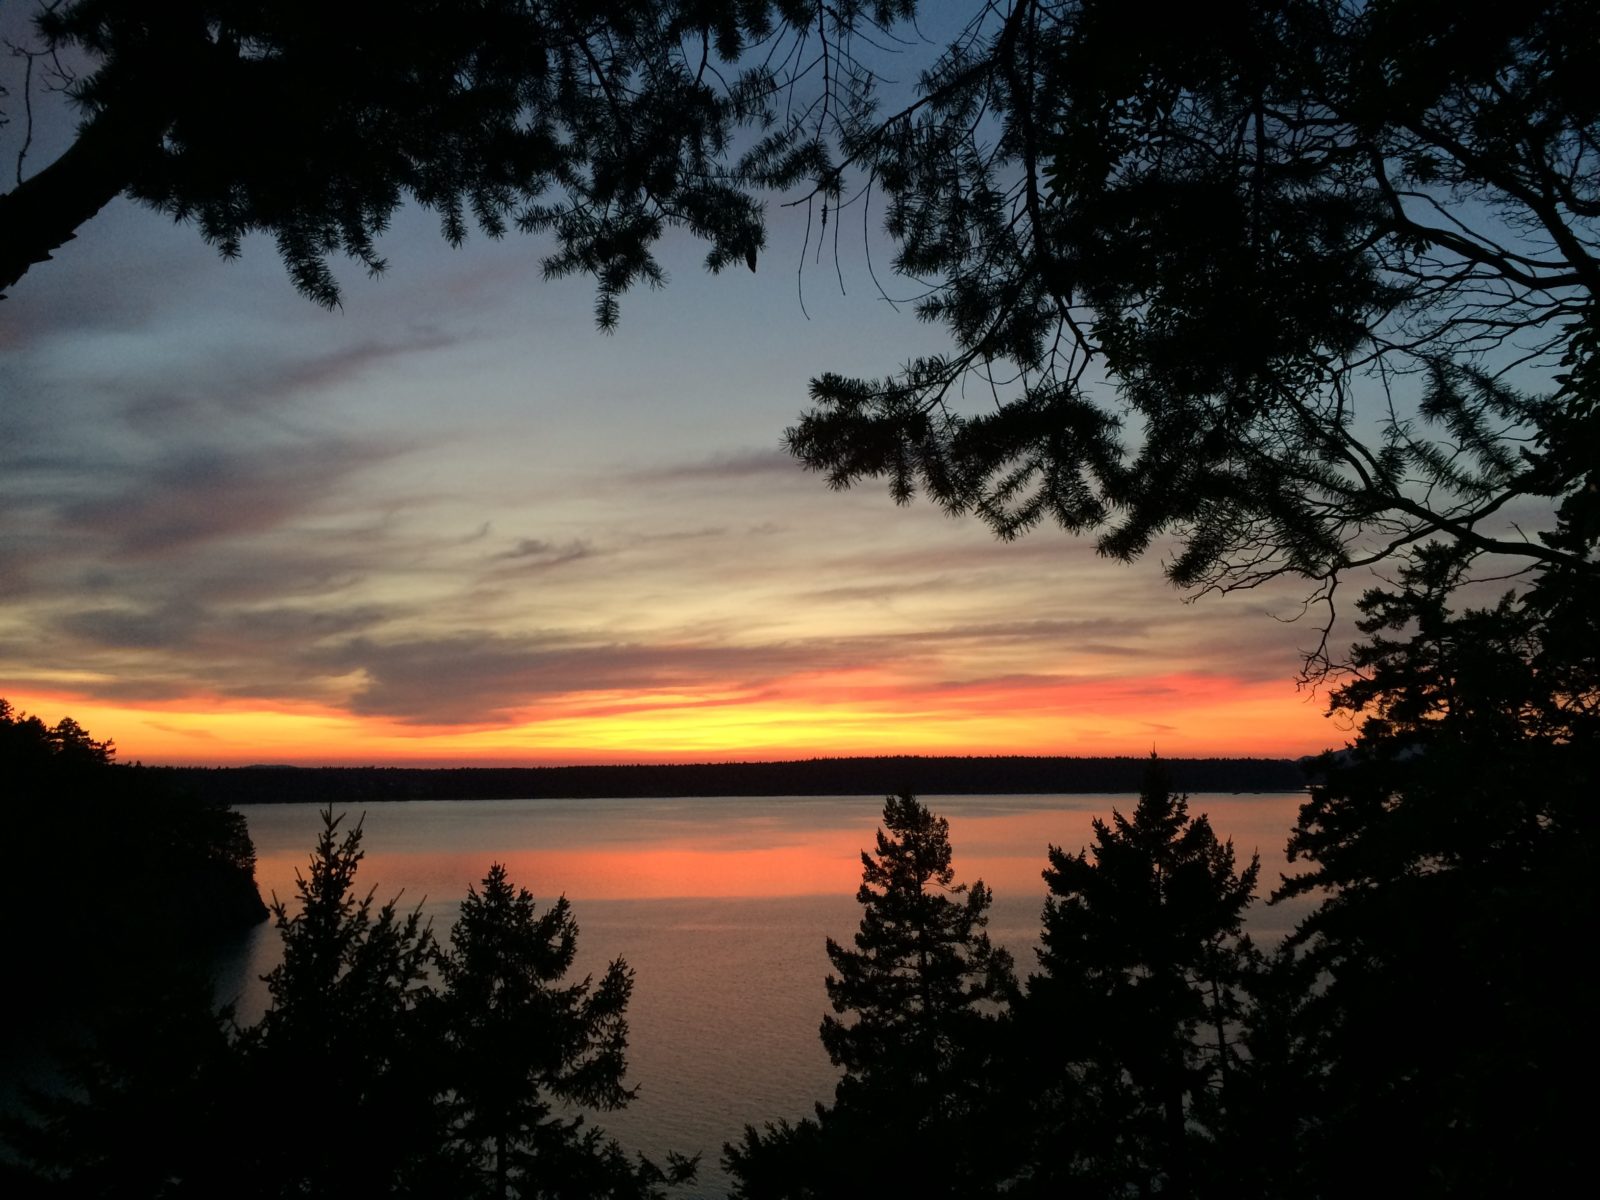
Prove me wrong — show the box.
[144,754,1310,805]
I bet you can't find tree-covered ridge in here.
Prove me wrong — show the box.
[0,700,266,1037]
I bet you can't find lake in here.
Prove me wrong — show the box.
[219,792,1311,1196]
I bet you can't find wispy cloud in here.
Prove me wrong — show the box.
[489,537,601,572]
[55,438,406,558]
[119,329,462,427]
[320,631,865,725]
[636,449,803,485]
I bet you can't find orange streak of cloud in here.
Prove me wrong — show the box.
[5,666,1339,767]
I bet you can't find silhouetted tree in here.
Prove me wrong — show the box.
[1018,759,1260,1197]
[3,795,687,1197]
[438,863,693,1200]
[784,1,1600,606]
[0,0,784,308]
[1,698,114,787]
[1275,532,1597,1196]
[10,3,1592,611]
[727,793,1016,1199]
[233,808,453,1197]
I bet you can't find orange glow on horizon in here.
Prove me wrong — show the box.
[5,668,1342,767]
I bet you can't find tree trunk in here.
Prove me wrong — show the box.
[1211,973,1229,1091]
[0,100,167,298]
[1163,1075,1189,1197]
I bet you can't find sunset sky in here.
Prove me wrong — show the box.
[0,25,1350,765]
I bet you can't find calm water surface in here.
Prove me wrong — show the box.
[219,792,1309,1196]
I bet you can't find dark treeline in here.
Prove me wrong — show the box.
[151,756,1306,806]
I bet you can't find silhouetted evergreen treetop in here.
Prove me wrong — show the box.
[1268,519,1597,1196]
[1020,758,1260,1196]
[438,863,693,1199]
[231,807,451,1197]
[0,697,115,789]
[1286,538,1595,900]
[822,794,1015,1089]
[727,793,1016,1199]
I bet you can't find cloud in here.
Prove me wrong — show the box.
[490,537,600,571]
[636,449,803,485]
[145,720,222,741]
[321,631,850,725]
[119,328,461,428]
[0,536,51,599]
[310,612,1172,727]
[56,603,205,651]
[55,602,391,654]
[630,526,730,544]
[928,672,1078,693]
[55,438,406,558]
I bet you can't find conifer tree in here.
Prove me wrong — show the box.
[821,794,1015,1098]
[1274,534,1598,1196]
[235,807,452,1197]
[727,793,1015,1199]
[437,863,694,1200]
[1020,760,1259,1196]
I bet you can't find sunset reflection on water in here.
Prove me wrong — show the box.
[246,791,1305,917]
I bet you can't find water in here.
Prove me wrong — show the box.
[218,792,1310,1195]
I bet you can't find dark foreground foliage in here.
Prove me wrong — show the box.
[7,3,1595,622]
[1271,542,1598,1197]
